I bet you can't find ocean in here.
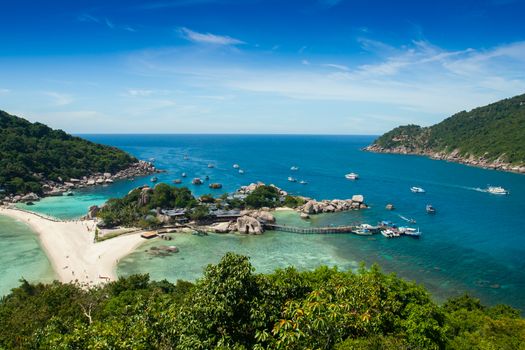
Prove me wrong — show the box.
[2,134,525,310]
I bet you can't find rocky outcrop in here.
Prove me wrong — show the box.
[365,143,525,175]
[2,161,162,204]
[138,187,152,206]
[87,205,100,219]
[241,209,276,223]
[297,197,367,215]
[236,215,264,234]
[237,182,288,197]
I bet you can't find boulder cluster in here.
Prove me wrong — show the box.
[211,209,276,235]
[2,161,160,204]
[298,195,367,215]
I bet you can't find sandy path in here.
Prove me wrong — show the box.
[0,207,145,286]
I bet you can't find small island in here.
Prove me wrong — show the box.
[89,182,369,237]
[365,93,525,174]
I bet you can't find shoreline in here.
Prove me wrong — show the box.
[364,145,525,175]
[0,207,146,286]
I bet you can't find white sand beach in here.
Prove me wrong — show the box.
[0,207,145,286]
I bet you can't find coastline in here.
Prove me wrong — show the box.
[364,145,525,175]
[0,207,145,286]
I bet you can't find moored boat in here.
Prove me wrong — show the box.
[238,169,245,174]
[411,186,425,193]
[181,172,187,177]
[192,178,203,185]
[207,164,215,168]
[290,166,299,171]
[345,172,359,180]
[299,180,308,185]
[288,177,297,182]
[233,164,240,169]
[173,179,182,184]
[150,176,158,182]
[426,204,436,214]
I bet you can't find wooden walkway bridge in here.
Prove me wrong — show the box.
[264,223,356,234]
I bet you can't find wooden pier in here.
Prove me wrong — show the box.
[264,223,356,234]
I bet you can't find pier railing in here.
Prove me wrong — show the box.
[264,223,356,234]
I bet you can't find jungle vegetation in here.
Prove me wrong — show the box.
[0,253,523,349]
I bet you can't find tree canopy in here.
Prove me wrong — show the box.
[1,253,523,349]
[0,110,136,194]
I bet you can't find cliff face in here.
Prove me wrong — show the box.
[365,93,525,174]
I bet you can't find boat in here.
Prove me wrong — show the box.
[207,164,215,168]
[399,214,416,224]
[402,227,422,238]
[233,164,240,169]
[150,177,158,182]
[173,179,182,184]
[209,183,222,189]
[345,172,359,180]
[382,229,395,238]
[411,186,425,193]
[181,172,187,177]
[288,177,297,182]
[65,191,74,196]
[426,204,436,214]
[192,178,203,185]
[238,169,245,174]
[184,156,189,160]
[353,224,378,235]
[290,166,299,171]
[149,157,155,162]
[487,186,509,195]
[205,175,209,180]
[299,180,308,185]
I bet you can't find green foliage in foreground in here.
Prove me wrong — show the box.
[1,254,524,349]
[97,183,198,228]
[372,93,525,164]
[0,110,137,195]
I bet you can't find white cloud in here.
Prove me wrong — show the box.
[0,88,10,94]
[322,63,350,71]
[126,89,155,97]
[301,59,310,65]
[43,92,74,106]
[179,27,245,45]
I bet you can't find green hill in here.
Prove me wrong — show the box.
[0,110,137,195]
[367,93,525,169]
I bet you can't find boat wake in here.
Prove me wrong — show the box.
[398,214,416,224]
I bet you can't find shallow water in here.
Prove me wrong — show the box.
[0,215,56,296]
[7,134,525,310]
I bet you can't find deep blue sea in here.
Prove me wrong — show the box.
[5,134,525,310]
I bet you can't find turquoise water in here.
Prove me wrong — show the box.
[0,215,56,296]
[7,135,525,310]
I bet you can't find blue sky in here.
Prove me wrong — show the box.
[0,0,524,134]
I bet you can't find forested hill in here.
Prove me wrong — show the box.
[366,93,525,171]
[0,110,137,194]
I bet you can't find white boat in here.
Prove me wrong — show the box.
[426,204,436,214]
[207,164,215,168]
[150,177,158,182]
[403,227,422,238]
[181,172,187,177]
[487,186,509,195]
[345,172,359,180]
[238,169,245,174]
[288,177,297,182]
[382,229,395,238]
[411,186,425,193]
[233,164,240,169]
[183,155,189,160]
[290,166,299,171]
[299,180,308,185]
